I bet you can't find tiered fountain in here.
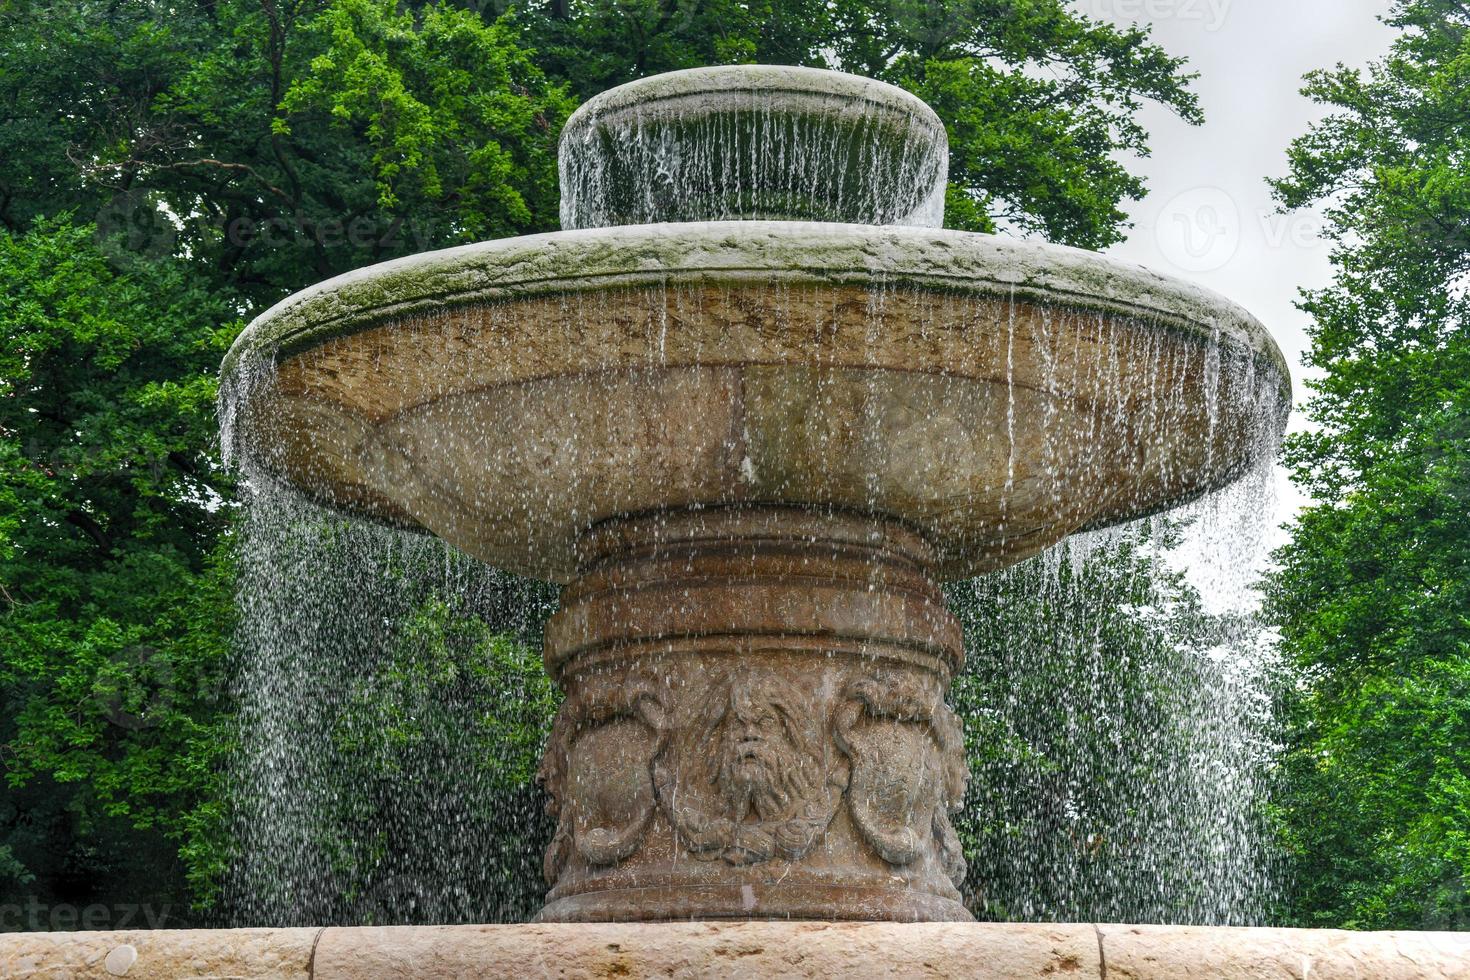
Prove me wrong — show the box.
[221,65,1290,923]
[12,62,1470,980]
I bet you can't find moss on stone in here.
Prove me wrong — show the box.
[223,221,1290,406]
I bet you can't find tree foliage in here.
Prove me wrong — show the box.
[1,0,571,305]
[0,221,237,917]
[1266,0,1470,930]
[224,508,558,925]
[953,525,1280,925]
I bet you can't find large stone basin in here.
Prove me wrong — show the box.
[223,221,1287,583]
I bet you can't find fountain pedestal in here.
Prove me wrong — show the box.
[537,506,971,921]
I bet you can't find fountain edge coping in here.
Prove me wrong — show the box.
[5,922,1469,979]
[559,64,946,139]
[221,220,1293,408]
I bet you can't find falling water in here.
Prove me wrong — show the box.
[559,69,948,229]
[951,500,1284,925]
[222,375,560,924]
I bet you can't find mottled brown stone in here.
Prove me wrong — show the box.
[225,223,1290,583]
[8,923,1470,978]
[538,507,970,922]
[0,927,318,979]
[310,922,1103,978]
[1098,924,1470,979]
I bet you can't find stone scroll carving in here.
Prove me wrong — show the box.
[540,665,968,889]
[833,673,968,887]
[654,669,846,865]
[538,673,669,883]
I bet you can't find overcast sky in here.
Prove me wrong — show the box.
[1077,0,1398,599]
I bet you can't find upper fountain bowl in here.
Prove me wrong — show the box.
[559,65,949,230]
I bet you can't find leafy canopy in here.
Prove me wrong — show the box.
[0,220,238,912]
[1266,0,1470,931]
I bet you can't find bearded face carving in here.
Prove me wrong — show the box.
[656,669,844,865]
[712,674,822,824]
[544,663,966,894]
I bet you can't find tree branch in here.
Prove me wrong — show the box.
[65,510,111,552]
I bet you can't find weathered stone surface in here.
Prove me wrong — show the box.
[222,221,1283,380]
[9,923,1468,978]
[0,927,319,979]
[557,66,949,229]
[1098,924,1470,979]
[222,224,1289,582]
[217,64,1297,929]
[538,507,970,922]
[311,922,1102,978]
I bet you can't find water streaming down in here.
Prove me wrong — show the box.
[224,480,558,926]
[220,65,1290,926]
[952,502,1284,925]
[558,66,948,229]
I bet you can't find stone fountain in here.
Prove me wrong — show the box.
[221,65,1290,924]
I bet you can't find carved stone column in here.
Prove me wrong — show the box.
[536,506,972,922]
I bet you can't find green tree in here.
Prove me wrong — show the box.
[0,220,237,917]
[1266,0,1470,930]
[1,0,572,304]
[952,525,1281,925]
[223,506,558,925]
[0,0,571,918]
[325,599,559,924]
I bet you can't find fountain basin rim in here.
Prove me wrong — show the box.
[223,220,1290,396]
[560,65,944,144]
[222,220,1291,580]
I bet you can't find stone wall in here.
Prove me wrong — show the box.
[4,922,1468,978]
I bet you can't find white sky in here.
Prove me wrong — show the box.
[1078,0,1397,600]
